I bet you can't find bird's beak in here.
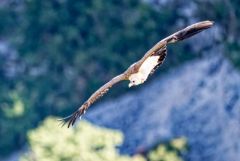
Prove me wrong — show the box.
[128,83,133,88]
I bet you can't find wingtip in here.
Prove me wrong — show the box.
[209,20,214,25]
[58,108,86,128]
[198,20,214,28]
[204,20,214,26]
[57,114,73,128]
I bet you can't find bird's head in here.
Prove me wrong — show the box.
[128,73,144,88]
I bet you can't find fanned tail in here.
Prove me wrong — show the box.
[58,104,87,128]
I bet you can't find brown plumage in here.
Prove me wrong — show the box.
[60,20,214,128]
[150,45,167,75]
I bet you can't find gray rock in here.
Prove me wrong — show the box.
[86,55,240,161]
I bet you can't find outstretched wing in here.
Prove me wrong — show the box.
[135,21,214,69]
[60,74,126,127]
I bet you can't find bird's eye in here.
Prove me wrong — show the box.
[133,81,135,83]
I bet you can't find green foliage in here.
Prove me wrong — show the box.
[20,117,145,161]
[0,90,38,156]
[147,138,187,161]
[21,117,185,161]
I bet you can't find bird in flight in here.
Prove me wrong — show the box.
[60,20,214,127]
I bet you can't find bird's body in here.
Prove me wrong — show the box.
[60,20,214,127]
[139,56,160,76]
[129,48,166,87]
[129,57,158,86]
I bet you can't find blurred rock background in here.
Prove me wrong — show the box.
[0,0,239,161]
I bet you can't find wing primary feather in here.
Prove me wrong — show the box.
[58,105,87,128]
[57,114,74,127]
[164,20,214,43]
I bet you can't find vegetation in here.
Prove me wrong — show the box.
[148,138,187,161]
[20,117,185,161]
[20,118,145,161]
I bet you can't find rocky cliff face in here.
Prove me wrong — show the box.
[86,55,240,161]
